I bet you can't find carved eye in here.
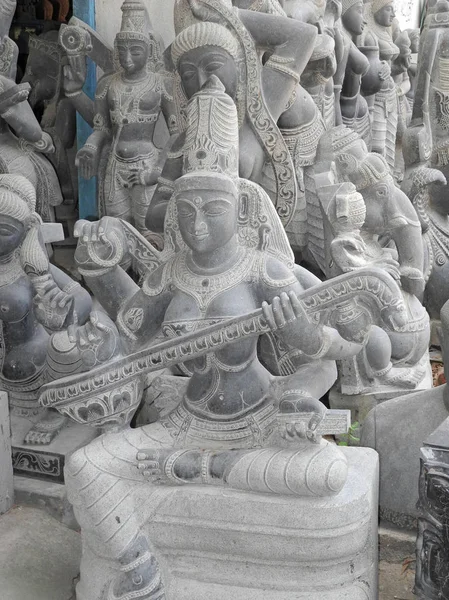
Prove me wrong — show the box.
[181,68,196,81]
[0,225,16,236]
[177,203,195,218]
[205,61,225,73]
[203,200,230,216]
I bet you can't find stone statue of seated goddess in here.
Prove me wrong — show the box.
[40,78,407,600]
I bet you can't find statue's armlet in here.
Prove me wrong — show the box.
[117,262,173,343]
[92,75,113,135]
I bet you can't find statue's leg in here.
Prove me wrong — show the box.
[104,160,132,222]
[138,439,348,497]
[66,423,173,600]
[131,184,164,249]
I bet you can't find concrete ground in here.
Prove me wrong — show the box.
[0,504,418,600]
[0,506,81,600]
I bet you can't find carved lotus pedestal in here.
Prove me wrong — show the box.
[73,447,379,600]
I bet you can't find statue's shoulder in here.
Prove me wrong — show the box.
[260,253,297,289]
[95,73,115,99]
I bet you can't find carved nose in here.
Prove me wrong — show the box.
[198,70,208,90]
[194,213,207,234]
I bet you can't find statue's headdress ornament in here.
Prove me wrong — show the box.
[0,174,36,221]
[171,22,240,67]
[181,75,239,180]
[344,154,392,191]
[28,31,63,64]
[116,0,152,45]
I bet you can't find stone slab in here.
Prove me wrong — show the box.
[0,392,13,514]
[76,446,379,600]
[11,415,97,483]
[361,385,449,525]
[0,506,81,600]
[330,357,433,426]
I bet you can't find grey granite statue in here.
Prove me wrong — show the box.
[38,77,398,600]
[313,126,430,396]
[21,30,82,205]
[357,0,398,173]
[0,174,91,444]
[361,298,449,528]
[149,0,320,252]
[401,0,449,321]
[76,0,178,243]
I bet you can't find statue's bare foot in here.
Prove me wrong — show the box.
[137,448,202,485]
[24,410,67,445]
[106,536,165,600]
[372,363,425,390]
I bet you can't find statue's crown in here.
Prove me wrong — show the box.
[117,0,152,44]
[345,154,392,191]
[29,33,63,63]
[182,75,239,180]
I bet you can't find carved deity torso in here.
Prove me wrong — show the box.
[118,245,303,424]
[104,72,172,161]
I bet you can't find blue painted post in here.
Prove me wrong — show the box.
[73,0,98,220]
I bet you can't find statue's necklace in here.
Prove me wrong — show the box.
[173,247,255,311]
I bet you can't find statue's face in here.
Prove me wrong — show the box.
[0,215,26,257]
[177,188,238,254]
[362,179,393,205]
[342,2,366,36]
[398,44,412,69]
[117,39,149,75]
[409,32,419,54]
[179,46,238,101]
[22,53,58,108]
[374,3,396,27]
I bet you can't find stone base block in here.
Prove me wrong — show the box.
[76,447,379,600]
[11,414,97,483]
[330,358,433,427]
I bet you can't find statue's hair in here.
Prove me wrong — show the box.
[0,175,36,222]
[371,0,394,15]
[171,22,240,67]
[341,0,363,16]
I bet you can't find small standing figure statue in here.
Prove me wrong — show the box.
[76,0,178,242]
[358,0,398,173]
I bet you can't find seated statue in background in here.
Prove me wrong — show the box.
[39,77,408,600]
[0,174,91,444]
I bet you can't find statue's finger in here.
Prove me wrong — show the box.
[280,292,295,323]
[288,291,307,320]
[262,301,276,330]
[272,296,286,329]
[74,220,90,238]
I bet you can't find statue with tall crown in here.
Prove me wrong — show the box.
[149,0,321,253]
[76,0,178,243]
[38,72,408,599]
[357,0,398,173]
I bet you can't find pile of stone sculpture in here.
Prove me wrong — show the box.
[2,0,449,598]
